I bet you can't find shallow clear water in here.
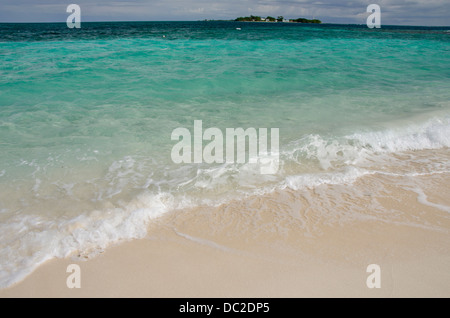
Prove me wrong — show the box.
[0,21,449,287]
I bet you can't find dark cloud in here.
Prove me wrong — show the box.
[0,0,448,25]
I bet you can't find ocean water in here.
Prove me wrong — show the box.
[0,21,449,287]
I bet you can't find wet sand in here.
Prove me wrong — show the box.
[1,173,449,297]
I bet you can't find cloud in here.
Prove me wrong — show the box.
[0,0,448,25]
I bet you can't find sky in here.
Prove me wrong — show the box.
[0,0,449,26]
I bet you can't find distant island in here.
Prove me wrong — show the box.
[234,15,321,24]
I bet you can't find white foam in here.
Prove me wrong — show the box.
[174,229,237,253]
[284,166,372,190]
[283,115,450,172]
[410,186,450,213]
[347,116,450,153]
[0,191,187,288]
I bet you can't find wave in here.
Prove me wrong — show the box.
[0,192,191,288]
[0,114,449,288]
[284,115,450,171]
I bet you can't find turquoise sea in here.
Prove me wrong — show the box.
[0,22,449,287]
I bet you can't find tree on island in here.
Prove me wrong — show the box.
[235,15,262,22]
[290,18,322,23]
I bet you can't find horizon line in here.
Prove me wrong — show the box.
[0,20,449,28]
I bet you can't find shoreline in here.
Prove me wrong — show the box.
[1,172,449,298]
